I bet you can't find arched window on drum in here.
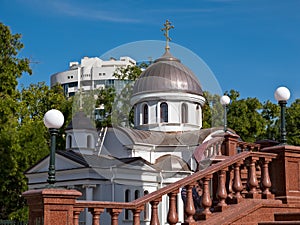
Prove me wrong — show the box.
[160,102,168,123]
[182,103,188,123]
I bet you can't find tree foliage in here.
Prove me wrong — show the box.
[95,63,148,128]
[261,100,280,141]
[286,99,300,146]
[0,22,32,220]
[226,90,267,142]
[1,21,300,222]
[202,91,223,128]
[0,23,71,220]
[95,87,116,127]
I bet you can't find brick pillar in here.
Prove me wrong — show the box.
[261,145,300,204]
[23,188,82,225]
[221,133,240,156]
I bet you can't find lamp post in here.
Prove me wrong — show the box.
[220,95,231,132]
[274,87,290,145]
[43,109,64,187]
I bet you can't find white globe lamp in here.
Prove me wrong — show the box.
[220,95,231,132]
[43,109,64,186]
[274,87,290,144]
[44,109,64,129]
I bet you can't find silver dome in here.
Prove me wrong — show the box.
[132,50,203,96]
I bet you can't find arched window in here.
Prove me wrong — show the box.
[67,135,72,149]
[143,104,148,124]
[160,102,168,123]
[196,104,201,125]
[182,103,188,123]
[135,190,140,200]
[125,189,131,220]
[87,135,92,148]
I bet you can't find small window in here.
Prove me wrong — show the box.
[135,190,140,200]
[182,103,188,123]
[160,102,168,123]
[143,104,148,124]
[125,189,131,220]
[87,135,92,148]
[196,104,201,124]
[67,135,72,149]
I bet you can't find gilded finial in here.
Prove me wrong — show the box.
[161,20,174,51]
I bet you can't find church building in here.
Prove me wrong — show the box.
[25,21,226,225]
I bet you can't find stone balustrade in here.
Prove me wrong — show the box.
[24,135,300,225]
[23,150,277,225]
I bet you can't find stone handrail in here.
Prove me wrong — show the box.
[73,150,277,225]
[23,140,300,225]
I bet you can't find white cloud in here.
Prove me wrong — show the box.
[24,0,141,23]
[147,8,217,13]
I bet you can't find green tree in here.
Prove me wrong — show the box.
[202,91,224,128]
[286,99,300,145]
[72,88,100,126]
[19,82,72,151]
[113,63,147,81]
[226,90,267,142]
[0,22,31,220]
[95,87,116,127]
[0,23,72,220]
[261,100,280,141]
[95,63,148,128]
[112,63,148,127]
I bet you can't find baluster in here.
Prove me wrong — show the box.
[249,145,255,152]
[199,176,212,220]
[88,208,104,225]
[226,165,234,201]
[233,161,244,203]
[73,208,84,225]
[261,158,274,199]
[204,148,208,158]
[216,142,222,156]
[246,156,260,199]
[184,184,195,223]
[132,207,143,225]
[150,198,161,225]
[215,169,228,211]
[209,146,213,157]
[240,144,246,152]
[167,190,179,225]
[107,208,122,225]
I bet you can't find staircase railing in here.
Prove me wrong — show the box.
[73,150,277,225]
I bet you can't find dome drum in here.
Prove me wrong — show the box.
[131,50,205,132]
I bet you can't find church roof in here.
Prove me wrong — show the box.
[132,50,203,97]
[114,126,224,146]
[65,111,96,131]
[154,154,191,171]
[57,150,155,169]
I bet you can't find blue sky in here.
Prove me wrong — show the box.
[1,0,300,103]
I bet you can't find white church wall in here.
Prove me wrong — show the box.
[66,130,97,150]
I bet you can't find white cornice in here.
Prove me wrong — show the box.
[130,91,205,106]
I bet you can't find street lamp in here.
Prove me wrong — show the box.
[220,95,231,132]
[43,109,64,187]
[274,87,290,145]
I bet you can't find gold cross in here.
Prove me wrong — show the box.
[161,20,174,50]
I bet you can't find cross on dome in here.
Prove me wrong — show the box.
[161,20,174,51]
